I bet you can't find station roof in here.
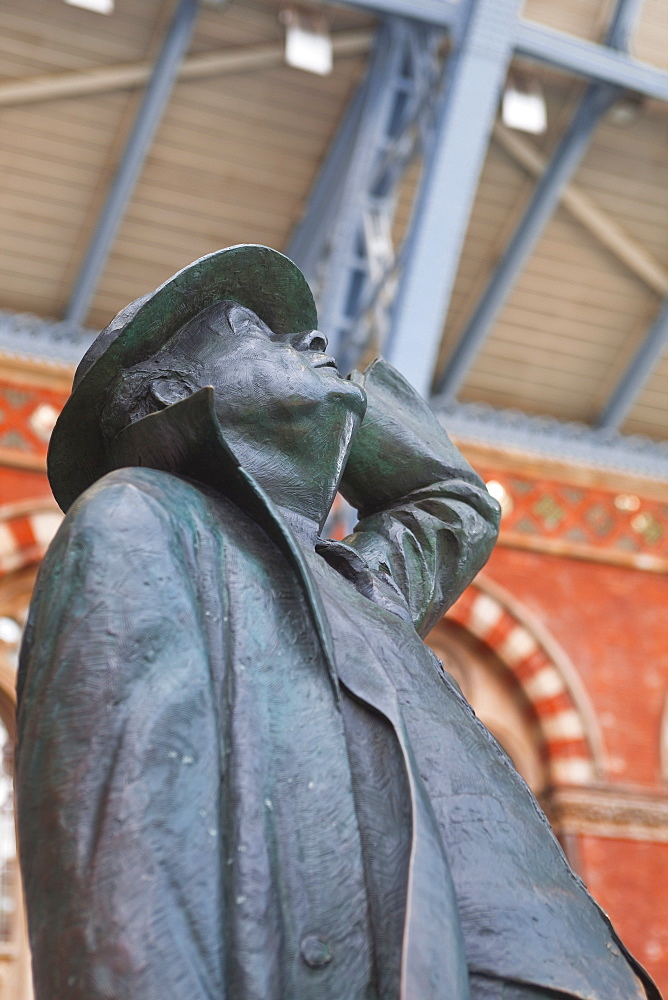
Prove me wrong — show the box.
[0,0,667,448]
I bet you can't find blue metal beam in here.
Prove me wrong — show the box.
[384,0,522,395]
[340,0,668,102]
[316,20,417,359]
[596,299,668,431]
[287,82,366,289]
[287,18,443,367]
[600,0,647,48]
[433,0,641,400]
[289,20,403,347]
[434,84,619,398]
[514,21,668,102]
[65,0,199,326]
[339,0,457,28]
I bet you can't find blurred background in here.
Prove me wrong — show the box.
[0,0,666,996]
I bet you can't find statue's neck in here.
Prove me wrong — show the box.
[223,432,342,538]
[105,391,339,545]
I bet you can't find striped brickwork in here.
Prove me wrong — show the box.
[0,501,62,577]
[447,581,599,786]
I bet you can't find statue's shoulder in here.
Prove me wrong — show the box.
[61,466,251,557]
[64,466,213,540]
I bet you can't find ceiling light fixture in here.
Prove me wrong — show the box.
[606,92,644,127]
[280,8,333,77]
[64,0,114,13]
[502,75,547,135]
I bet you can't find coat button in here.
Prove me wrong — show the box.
[300,935,333,968]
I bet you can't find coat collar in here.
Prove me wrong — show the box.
[105,387,412,625]
[105,387,342,700]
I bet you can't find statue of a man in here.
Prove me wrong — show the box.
[16,246,659,1000]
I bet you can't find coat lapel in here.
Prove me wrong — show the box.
[106,387,341,702]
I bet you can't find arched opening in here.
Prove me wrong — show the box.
[428,619,550,800]
[439,577,602,787]
[427,576,604,861]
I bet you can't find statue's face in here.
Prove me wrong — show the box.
[162,301,367,521]
[168,300,366,430]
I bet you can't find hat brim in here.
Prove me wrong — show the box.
[48,245,317,512]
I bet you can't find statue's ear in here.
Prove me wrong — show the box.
[227,303,259,336]
[149,376,192,410]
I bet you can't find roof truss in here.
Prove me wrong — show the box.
[312,0,668,420]
[1,0,667,445]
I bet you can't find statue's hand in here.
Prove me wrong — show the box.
[339,357,500,634]
[340,357,482,516]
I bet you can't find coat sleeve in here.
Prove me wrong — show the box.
[16,470,227,1000]
[339,359,501,638]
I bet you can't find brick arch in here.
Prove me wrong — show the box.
[0,499,62,578]
[445,575,603,786]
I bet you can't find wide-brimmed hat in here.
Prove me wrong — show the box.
[48,244,317,512]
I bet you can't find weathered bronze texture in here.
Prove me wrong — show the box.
[16,246,660,999]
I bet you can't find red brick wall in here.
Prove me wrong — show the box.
[578,837,668,988]
[0,466,52,507]
[485,545,667,788]
[463,456,668,994]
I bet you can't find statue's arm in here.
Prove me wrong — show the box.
[339,358,501,637]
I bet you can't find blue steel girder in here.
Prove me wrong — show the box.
[383,0,523,395]
[287,82,367,290]
[304,0,668,396]
[513,20,668,101]
[434,0,642,400]
[289,17,443,369]
[597,299,668,432]
[339,0,668,102]
[340,0,457,27]
[65,0,199,326]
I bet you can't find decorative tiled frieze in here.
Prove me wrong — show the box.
[479,469,668,572]
[0,378,69,469]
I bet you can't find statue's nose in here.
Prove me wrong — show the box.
[289,329,328,353]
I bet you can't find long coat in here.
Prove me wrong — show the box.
[16,361,656,1000]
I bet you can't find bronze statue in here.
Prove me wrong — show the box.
[16,246,659,999]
